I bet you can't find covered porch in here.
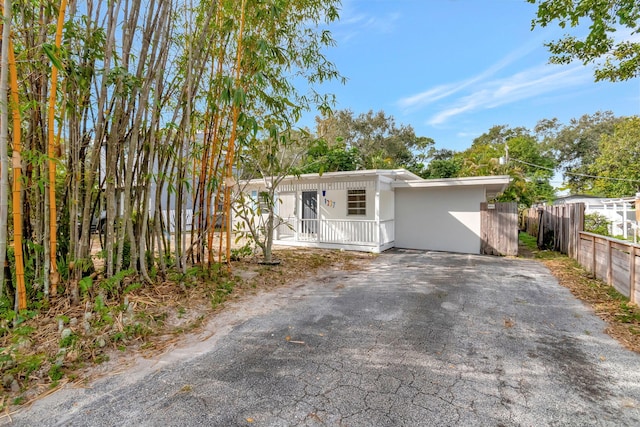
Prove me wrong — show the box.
[239,169,417,253]
[274,215,395,253]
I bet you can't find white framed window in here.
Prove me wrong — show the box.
[347,189,366,216]
[251,190,276,214]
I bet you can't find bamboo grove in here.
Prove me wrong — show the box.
[0,0,342,311]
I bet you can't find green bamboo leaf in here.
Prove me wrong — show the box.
[42,43,64,70]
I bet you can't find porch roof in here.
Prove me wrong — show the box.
[241,168,423,186]
[392,175,511,199]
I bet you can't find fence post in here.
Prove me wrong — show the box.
[592,235,597,278]
[607,240,613,286]
[630,246,637,304]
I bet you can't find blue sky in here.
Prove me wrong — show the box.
[307,0,640,153]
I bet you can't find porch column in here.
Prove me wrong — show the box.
[294,190,300,242]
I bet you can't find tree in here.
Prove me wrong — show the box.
[528,0,640,81]
[296,138,359,174]
[422,149,462,179]
[535,111,621,193]
[313,110,434,174]
[234,126,313,264]
[590,116,640,197]
[458,125,556,205]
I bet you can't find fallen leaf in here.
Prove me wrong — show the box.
[246,417,254,423]
[503,317,515,328]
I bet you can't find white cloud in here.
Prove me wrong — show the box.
[334,1,400,41]
[427,64,591,125]
[397,41,542,111]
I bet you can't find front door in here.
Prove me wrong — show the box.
[301,191,317,234]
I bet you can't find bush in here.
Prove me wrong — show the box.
[584,212,610,236]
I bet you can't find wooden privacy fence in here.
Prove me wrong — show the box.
[481,202,518,256]
[522,204,584,258]
[524,203,640,303]
[578,233,640,304]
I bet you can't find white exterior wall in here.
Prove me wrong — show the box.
[394,187,486,254]
[380,190,394,221]
[319,189,345,220]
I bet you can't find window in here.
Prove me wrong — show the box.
[258,191,270,211]
[251,191,276,214]
[347,189,366,216]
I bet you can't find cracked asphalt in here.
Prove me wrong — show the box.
[7,249,640,426]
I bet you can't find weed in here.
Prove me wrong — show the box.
[94,354,109,364]
[607,286,628,302]
[60,332,78,348]
[123,323,151,339]
[123,282,143,294]
[100,269,135,299]
[17,354,44,378]
[210,280,236,309]
[230,243,253,261]
[12,325,35,338]
[48,365,64,381]
[79,276,93,297]
[92,295,114,327]
[616,303,640,323]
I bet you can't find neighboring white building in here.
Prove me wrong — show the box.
[236,169,510,254]
[554,194,638,239]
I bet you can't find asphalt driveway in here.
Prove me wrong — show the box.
[6,249,640,426]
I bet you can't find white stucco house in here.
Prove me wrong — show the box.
[236,169,510,255]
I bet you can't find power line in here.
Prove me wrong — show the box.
[510,158,640,184]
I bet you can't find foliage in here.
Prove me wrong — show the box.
[296,138,359,174]
[311,110,434,174]
[230,243,253,261]
[584,213,611,236]
[234,126,313,263]
[2,0,343,310]
[590,116,640,197]
[528,0,640,81]
[535,111,621,194]
[421,149,463,179]
[456,126,556,205]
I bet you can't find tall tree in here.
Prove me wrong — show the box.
[296,138,359,174]
[313,109,434,174]
[528,0,640,81]
[422,149,462,179]
[458,125,556,205]
[590,116,640,197]
[535,111,621,193]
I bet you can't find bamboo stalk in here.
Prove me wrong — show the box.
[223,0,247,270]
[0,0,11,304]
[8,37,26,310]
[47,0,68,296]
